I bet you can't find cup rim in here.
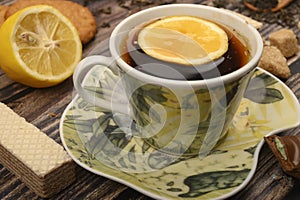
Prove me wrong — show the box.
[110,4,263,87]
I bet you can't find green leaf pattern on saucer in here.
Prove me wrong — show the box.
[60,68,300,200]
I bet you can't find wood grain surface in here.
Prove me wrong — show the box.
[1,0,300,199]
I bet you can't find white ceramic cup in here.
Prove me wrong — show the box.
[73,4,263,157]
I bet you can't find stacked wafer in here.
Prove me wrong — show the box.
[0,102,75,198]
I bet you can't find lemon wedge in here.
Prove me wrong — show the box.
[0,5,82,88]
[138,16,228,66]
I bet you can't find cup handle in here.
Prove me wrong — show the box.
[73,55,130,115]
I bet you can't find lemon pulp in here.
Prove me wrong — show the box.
[138,16,229,66]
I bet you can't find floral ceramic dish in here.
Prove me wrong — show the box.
[60,68,300,200]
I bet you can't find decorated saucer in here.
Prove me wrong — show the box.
[60,68,300,200]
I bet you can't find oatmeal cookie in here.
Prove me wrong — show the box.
[0,5,9,27]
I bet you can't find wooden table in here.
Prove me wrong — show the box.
[1,0,300,199]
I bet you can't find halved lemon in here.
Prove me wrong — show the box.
[0,5,82,88]
[138,15,228,66]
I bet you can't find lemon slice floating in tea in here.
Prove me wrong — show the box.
[138,15,229,66]
[0,5,82,88]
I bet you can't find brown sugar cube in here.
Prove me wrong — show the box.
[269,29,299,58]
[0,102,75,198]
[258,46,291,79]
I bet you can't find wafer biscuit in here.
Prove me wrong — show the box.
[5,0,97,44]
[0,102,75,198]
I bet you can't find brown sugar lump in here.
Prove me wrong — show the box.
[0,102,75,198]
[269,29,299,58]
[258,46,291,79]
